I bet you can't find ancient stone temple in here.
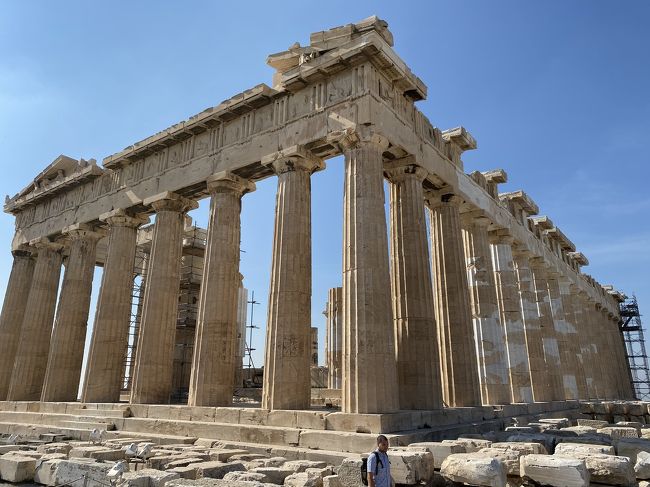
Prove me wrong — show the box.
[0,16,634,453]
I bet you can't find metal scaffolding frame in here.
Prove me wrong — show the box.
[620,296,650,401]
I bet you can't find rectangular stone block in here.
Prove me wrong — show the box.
[388,449,434,484]
[121,468,181,487]
[521,454,589,487]
[576,419,609,428]
[556,453,634,486]
[0,454,37,482]
[192,461,245,479]
[442,438,492,452]
[408,442,467,468]
[51,459,113,487]
[440,453,507,487]
[554,442,614,456]
[616,438,650,463]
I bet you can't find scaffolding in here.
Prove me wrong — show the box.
[620,296,650,400]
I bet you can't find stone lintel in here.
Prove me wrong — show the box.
[499,190,539,216]
[529,215,554,231]
[482,169,508,185]
[441,127,477,152]
[567,251,589,267]
[545,227,576,252]
[206,171,256,196]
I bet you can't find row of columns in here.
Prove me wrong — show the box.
[0,129,634,411]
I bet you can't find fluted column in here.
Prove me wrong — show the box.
[461,214,510,405]
[340,132,399,414]
[261,152,322,410]
[387,159,442,410]
[427,193,481,407]
[131,192,197,404]
[188,173,254,407]
[326,287,343,390]
[530,259,564,400]
[606,311,631,399]
[82,210,148,403]
[579,295,603,398]
[512,248,550,401]
[559,281,588,399]
[0,249,35,399]
[42,225,103,402]
[569,289,590,399]
[490,232,533,403]
[7,238,63,401]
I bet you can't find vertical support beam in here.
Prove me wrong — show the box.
[188,173,254,407]
[261,150,323,410]
[560,282,589,399]
[82,210,148,403]
[326,287,343,390]
[461,214,510,405]
[512,248,550,401]
[0,249,35,400]
[340,131,399,414]
[131,193,197,404]
[41,225,103,402]
[490,232,533,403]
[546,270,578,399]
[387,159,442,410]
[427,192,481,407]
[530,259,564,400]
[7,239,63,401]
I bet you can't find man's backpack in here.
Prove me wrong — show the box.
[361,451,382,486]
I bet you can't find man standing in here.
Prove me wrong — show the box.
[367,435,391,487]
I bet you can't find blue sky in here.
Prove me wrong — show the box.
[0,1,648,374]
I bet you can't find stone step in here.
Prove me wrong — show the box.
[58,420,117,431]
[69,408,131,418]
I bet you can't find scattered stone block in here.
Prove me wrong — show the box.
[442,438,492,452]
[491,442,547,455]
[616,438,650,462]
[475,448,521,476]
[388,449,434,484]
[208,449,249,462]
[37,442,73,454]
[554,442,615,455]
[192,460,245,479]
[539,418,570,428]
[285,471,323,487]
[121,468,181,487]
[520,454,589,487]
[556,453,634,486]
[168,465,199,480]
[408,441,466,468]
[250,466,294,483]
[165,457,207,470]
[440,453,506,487]
[284,460,329,472]
[336,458,364,487]
[51,459,113,487]
[0,445,22,454]
[635,451,650,480]
[598,427,641,440]
[323,475,342,487]
[506,433,554,454]
[577,419,609,429]
[34,458,65,486]
[223,471,267,482]
[0,454,37,482]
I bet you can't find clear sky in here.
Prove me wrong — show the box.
[0,1,648,376]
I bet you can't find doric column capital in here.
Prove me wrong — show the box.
[62,223,106,242]
[100,208,150,228]
[529,256,549,270]
[206,171,256,196]
[327,127,389,152]
[144,191,198,213]
[29,237,63,253]
[488,229,514,246]
[11,244,35,259]
[424,191,463,209]
[261,145,325,175]
[384,156,428,184]
[512,244,533,258]
[460,210,491,228]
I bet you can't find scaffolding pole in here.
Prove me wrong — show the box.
[620,296,650,401]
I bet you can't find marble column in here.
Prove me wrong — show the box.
[42,225,103,402]
[512,248,550,401]
[427,193,481,407]
[461,214,510,405]
[7,238,63,401]
[559,281,588,399]
[607,311,631,399]
[0,249,35,399]
[82,210,148,403]
[387,159,442,410]
[131,192,197,404]
[529,259,564,400]
[490,232,533,403]
[579,296,603,398]
[569,289,591,399]
[261,152,322,410]
[340,132,399,414]
[546,271,578,399]
[188,173,254,407]
[188,172,255,406]
[326,287,343,390]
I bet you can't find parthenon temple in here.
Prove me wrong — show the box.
[0,16,636,453]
